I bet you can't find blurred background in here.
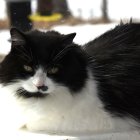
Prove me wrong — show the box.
[0,0,140,30]
[0,0,140,56]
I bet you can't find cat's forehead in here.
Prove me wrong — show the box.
[22,31,66,64]
[27,30,62,45]
[24,31,65,59]
[10,28,76,62]
[10,28,76,48]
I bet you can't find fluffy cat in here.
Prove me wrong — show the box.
[0,23,140,135]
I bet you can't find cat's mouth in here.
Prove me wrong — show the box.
[16,88,48,98]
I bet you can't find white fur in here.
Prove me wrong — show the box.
[0,68,137,135]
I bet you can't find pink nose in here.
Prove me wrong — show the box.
[33,79,44,88]
[34,82,44,88]
[32,79,48,91]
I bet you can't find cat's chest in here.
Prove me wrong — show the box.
[0,79,134,134]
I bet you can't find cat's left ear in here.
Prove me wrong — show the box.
[62,33,76,44]
[9,27,26,46]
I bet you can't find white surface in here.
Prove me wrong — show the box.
[0,30,11,54]
[0,23,140,139]
[1,130,140,140]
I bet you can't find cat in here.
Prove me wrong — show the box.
[0,23,140,135]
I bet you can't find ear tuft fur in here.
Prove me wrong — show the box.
[10,27,26,46]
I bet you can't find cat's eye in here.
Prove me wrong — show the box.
[47,67,59,74]
[24,65,33,72]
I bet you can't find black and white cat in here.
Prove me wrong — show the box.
[0,23,140,134]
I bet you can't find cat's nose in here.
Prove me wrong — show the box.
[38,85,48,91]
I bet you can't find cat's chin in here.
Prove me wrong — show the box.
[16,88,49,98]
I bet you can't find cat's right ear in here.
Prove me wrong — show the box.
[9,27,26,46]
[62,33,76,45]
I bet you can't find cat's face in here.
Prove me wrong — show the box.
[0,28,88,98]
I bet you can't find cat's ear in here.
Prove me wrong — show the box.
[9,27,26,46]
[62,33,76,44]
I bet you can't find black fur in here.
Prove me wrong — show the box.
[85,23,140,121]
[17,88,47,98]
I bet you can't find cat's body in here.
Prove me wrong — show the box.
[0,23,140,134]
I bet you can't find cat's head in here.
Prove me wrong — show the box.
[0,28,88,98]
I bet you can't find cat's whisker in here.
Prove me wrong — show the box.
[29,47,34,62]
[50,49,57,60]
[55,46,72,58]
[47,46,72,66]
[15,46,32,61]
[15,50,30,61]
[52,47,68,61]
[111,29,134,46]
[14,54,29,61]
[113,28,133,41]
[52,46,73,62]
[88,58,96,63]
